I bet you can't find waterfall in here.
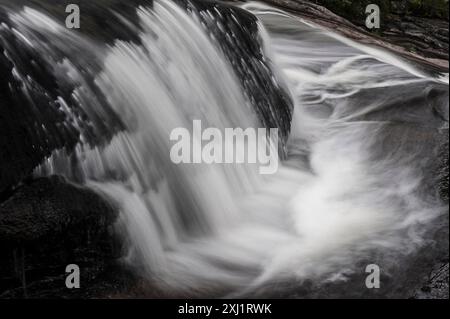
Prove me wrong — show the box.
[1,0,447,297]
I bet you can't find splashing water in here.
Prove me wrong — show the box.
[1,0,447,297]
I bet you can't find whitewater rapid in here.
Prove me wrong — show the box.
[1,0,447,297]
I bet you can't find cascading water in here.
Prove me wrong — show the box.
[0,0,448,297]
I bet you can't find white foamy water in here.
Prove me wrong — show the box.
[3,0,446,296]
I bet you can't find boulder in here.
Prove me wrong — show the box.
[0,176,120,298]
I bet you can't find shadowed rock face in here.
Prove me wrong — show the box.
[0,1,151,194]
[0,176,117,243]
[0,176,120,298]
[0,37,79,196]
[0,0,152,44]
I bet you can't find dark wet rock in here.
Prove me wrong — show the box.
[0,38,78,194]
[414,262,449,299]
[370,13,448,61]
[0,176,116,242]
[226,0,448,71]
[0,0,153,44]
[437,134,449,202]
[0,176,120,298]
[0,2,128,194]
[176,0,293,157]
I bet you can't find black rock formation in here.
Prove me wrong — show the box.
[0,176,119,298]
